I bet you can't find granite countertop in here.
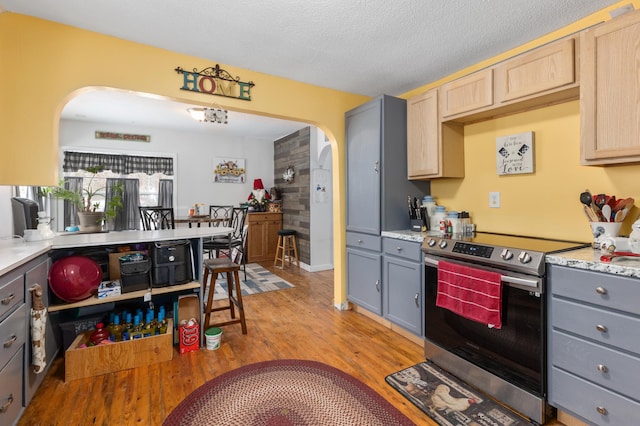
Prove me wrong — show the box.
[381,229,432,243]
[382,230,640,279]
[546,247,640,278]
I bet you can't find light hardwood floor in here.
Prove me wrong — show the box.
[18,263,565,425]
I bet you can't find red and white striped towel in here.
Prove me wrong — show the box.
[436,261,503,329]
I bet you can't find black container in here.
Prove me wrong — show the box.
[119,254,151,293]
[150,240,193,287]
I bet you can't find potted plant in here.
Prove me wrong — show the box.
[52,165,124,232]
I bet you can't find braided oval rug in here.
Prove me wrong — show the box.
[163,359,415,426]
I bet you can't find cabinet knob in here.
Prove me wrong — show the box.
[396,246,402,252]
[596,406,608,416]
[414,293,420,307]
[1,293,15,305]
[3,334,16,348]
[596,324,608,333]
[374,160,379,173]
[0,394,14,413]
[597,364,609,373]
[595,286,607,295]
[375,280,380,292]
[357,239,363,244]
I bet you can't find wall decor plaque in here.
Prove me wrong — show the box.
[496,131,534,175]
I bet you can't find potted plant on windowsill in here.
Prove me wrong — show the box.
[52,165,124,232]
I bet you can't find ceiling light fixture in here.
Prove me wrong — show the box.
[187,107,228,124]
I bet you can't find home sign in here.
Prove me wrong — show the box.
[175,64,255,101]
[496,131,534,175]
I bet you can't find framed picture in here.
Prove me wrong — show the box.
[213,157,246,183]
[496,131,534,175]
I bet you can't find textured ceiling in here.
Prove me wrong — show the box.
[0,0,623,133]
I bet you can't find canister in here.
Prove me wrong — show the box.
[447,211,462,234]
[431,206,447,233]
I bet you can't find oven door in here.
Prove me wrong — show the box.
[424,254,545,397]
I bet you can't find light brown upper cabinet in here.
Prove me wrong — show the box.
[439,37,579,124]
[407,89,464,179]
[495,37,577,103]
[440,69,493,119]
[581,9,640,165]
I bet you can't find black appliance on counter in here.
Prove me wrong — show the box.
[422,232,588,425]
[150,240,194,287]
[11,197,39,237]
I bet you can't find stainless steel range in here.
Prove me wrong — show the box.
[422,232,588,424]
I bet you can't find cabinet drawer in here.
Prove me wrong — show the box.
[0,347,23,426]
[383,238,423,262]
[346,232,381,252]
[0,273,24,322]
[248,213,281,223]
[550,330,640,400]
[0,304,26,369]
[551,298,640,354]
[549,266,640,314]
[550,366,640,425]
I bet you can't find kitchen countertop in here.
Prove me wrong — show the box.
[382,230,640,279]
[381,229,432,243]
[546,247,640,278]
[0,227,232,276]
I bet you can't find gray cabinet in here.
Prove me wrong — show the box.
[345,95,428,318]
[24,256,57,405]
[547,265,640,425]
[346,95,430,235]
[0,255,58,426]
[347,242,382,315]
[383,238,424,336]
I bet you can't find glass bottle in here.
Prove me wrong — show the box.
[131,315,143,339]
[89,322,110,346]
[122,313,133,340]
[110,314,123,342]
[157,309,168,335]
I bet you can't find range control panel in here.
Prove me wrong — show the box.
[423,236,545,275]
[452,242,494,258]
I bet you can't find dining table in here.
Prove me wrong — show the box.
[174,215,226,228]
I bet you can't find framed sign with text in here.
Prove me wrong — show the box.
[496,131,534,175]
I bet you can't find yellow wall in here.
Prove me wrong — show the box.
[432,101,640,242]
[0,13,369,307]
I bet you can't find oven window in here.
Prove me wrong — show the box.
[425,265,544,395]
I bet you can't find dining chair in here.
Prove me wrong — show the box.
[139,206,175,230]
[208,205,233,228]
[203,206,249,279]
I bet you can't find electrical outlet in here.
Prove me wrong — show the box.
[489,192,500,208]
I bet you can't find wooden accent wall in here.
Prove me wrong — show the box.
[274,127,310,265]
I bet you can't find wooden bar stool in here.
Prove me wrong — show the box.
[273,229,299,268]
[202,258,247,334]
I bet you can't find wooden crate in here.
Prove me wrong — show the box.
[64,319,173,382]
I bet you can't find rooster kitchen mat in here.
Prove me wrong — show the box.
[386,360,528,426]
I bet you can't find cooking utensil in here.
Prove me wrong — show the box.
[600,251,640,263]
[612,197,635,222]
[580,190,604,221]
[583,205,599,222]
[601,204,612,222]
[594,194,607,211]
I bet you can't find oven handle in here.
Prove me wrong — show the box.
[424,256,539,289]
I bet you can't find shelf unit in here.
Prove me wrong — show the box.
[48,281,201,312]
